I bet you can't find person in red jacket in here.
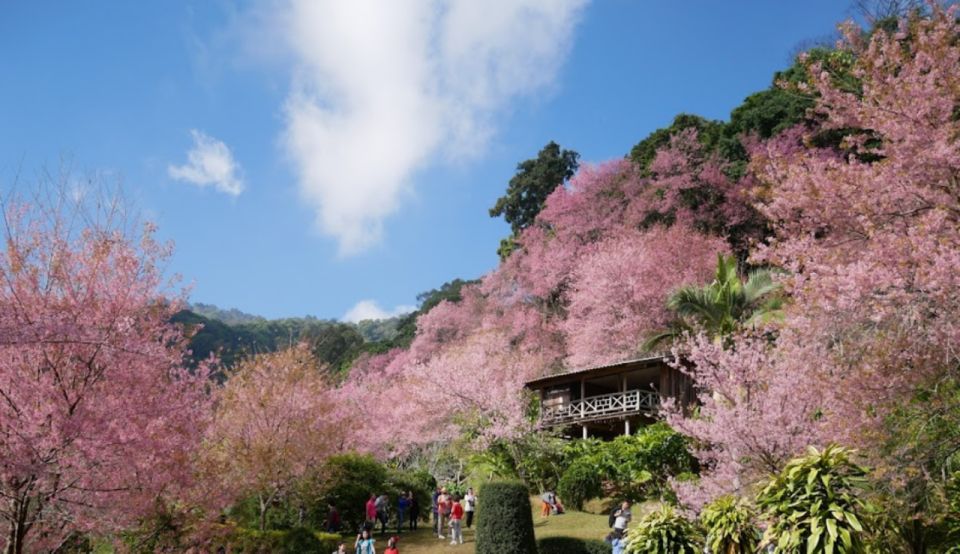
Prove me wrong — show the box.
[365,493,377,531]
[449,495,465,545]
[384,535,400,554]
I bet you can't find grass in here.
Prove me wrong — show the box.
[384,496,611,554]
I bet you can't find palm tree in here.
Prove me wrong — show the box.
[645,254,783,350]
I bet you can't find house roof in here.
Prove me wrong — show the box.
[524,354,669,390]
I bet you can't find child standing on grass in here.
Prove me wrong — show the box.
[449,495,464,545]
[384,536,399,554]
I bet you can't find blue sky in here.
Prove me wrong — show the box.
[0,1,851,321]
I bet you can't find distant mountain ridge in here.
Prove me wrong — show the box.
[182,280,475,374]
[189,302,266,326]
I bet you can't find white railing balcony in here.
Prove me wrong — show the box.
[540,389,659,427]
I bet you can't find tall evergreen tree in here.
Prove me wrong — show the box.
[490,141,579,258]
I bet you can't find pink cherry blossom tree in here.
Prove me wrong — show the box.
[0,187,212,553]
[670,5,960,511]
[563,226,728,367]
[204,344,352,531]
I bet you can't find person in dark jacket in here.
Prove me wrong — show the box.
[325,503,342,533]
[408,491,420,530]
[397,493,410,533]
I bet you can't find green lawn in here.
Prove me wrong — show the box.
[384,497,611,554]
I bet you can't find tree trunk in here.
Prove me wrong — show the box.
[910,518,926,554]
[258,495,268,532]
[5,497,30,554]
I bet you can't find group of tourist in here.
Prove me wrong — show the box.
[331,486,476,553]
[430,486,477,545]
[346,532,400,554]
[327,487,636,553]
[359,491,421,536]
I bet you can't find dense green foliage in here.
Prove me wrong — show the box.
[627,47,849,175]
[629,113,727,174]
[562,423,697,503]
[476,424,695,506]
[947,472,960,552]
[174,309,366,373]
[646,254,783,350]
[476,481,538,554]
[624,506,702,554]
[190,302,265,325]
[536,536,611,554]
[700,496,760,554]
[225,454,433,536]
[876,378,960,552]
[757,446,873,553]
[210,526,340,553]
[557,458,603,510]
[490,141,580,259]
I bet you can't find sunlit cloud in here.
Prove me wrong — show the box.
[342,299,417,323]
[241,0,587,254]
[168,130,244,196]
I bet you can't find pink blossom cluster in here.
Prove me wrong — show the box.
[0,199,212,551]
[668,6,960,509]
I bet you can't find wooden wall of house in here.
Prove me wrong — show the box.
[659,364,695,409]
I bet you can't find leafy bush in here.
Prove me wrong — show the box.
[558,458,603,510]
[224,453,433,534]
[947,472,960,553]
[757,445,872,553]
[120,501,196,553]
[319,453,388,531]
[470,433,569,491]
[227,494,311,532]
[559,423,697,503]
[476,481,538,554]
[624,506,701,554]
[537,536,610,554]
[700,495,759,554]
[210,525,340,553]
[385,467,435,523]
[280,527,327,553]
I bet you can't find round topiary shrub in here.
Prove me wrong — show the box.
[558,458,603,510]
[537,536,610,554]
[476,481,538,554]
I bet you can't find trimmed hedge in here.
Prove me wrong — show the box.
[537,536,610,554]
[476,481,538,554]
[210,526,341,553]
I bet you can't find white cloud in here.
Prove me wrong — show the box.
[342,299,417,323]
[168,130,244,196]
[248,0,587,254]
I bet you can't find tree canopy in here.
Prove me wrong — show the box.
[490,141,580,258]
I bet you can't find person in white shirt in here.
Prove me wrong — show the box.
[463,487,477,528]
[613,501,632,532]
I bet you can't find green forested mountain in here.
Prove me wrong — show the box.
[179,278,478,375]
[189,302,266,326]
